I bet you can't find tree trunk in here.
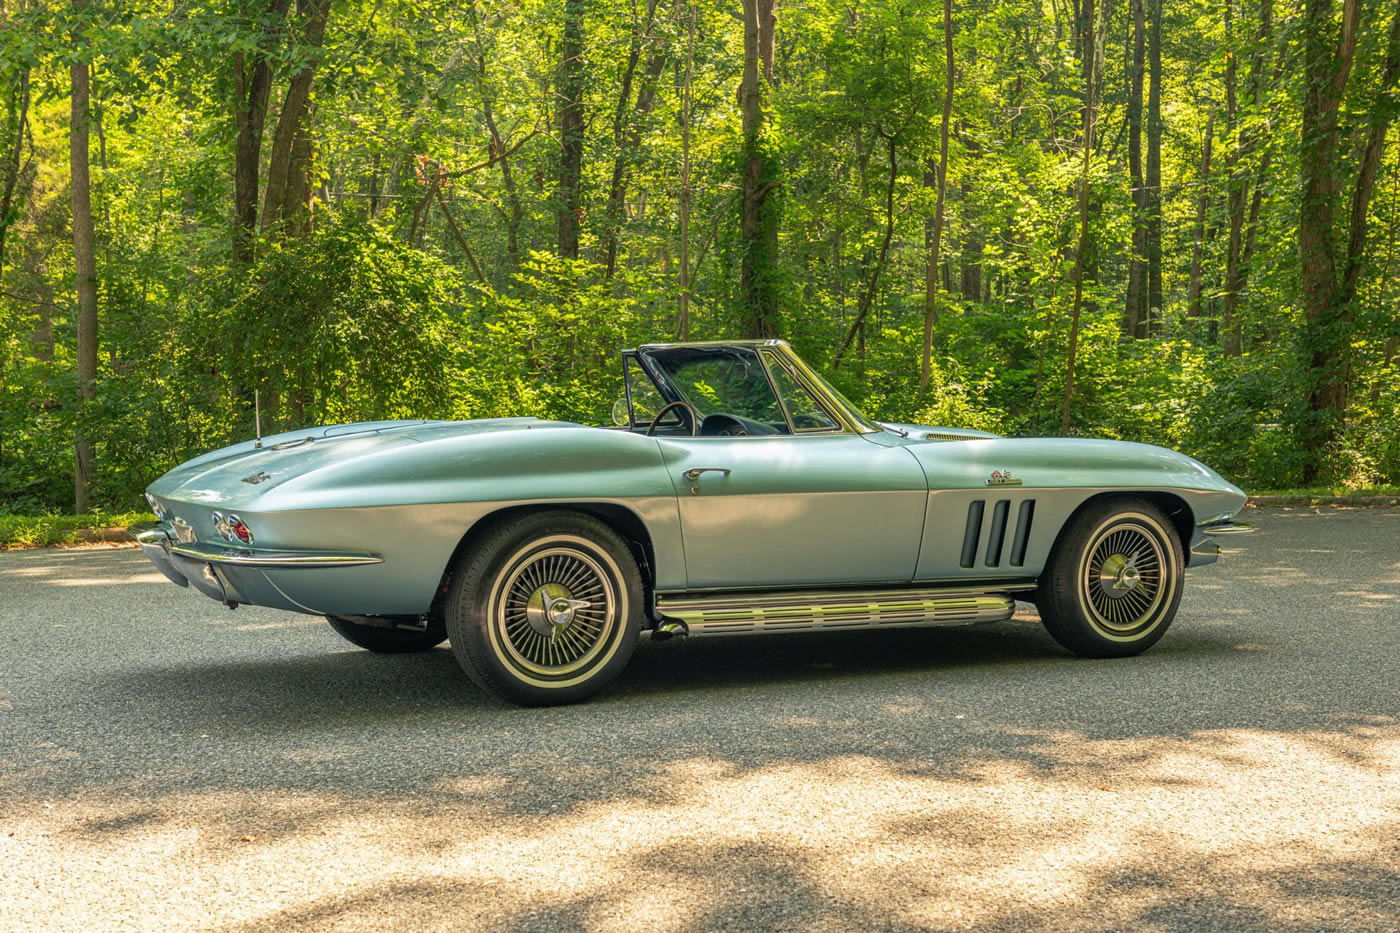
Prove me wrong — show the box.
[676,1,695,339]
[1222,0,1245,355]
[1124,0,1147,338]
[1224,0,1279,346]
[556,0,586,259]
[1060,0,1096,436]
[261,0,332,238]
[834,133,898,368]
[466,12,524,272]
[739,0,780,338]
[1145,0,1163,330]
[70,23,98,513]
[1298,0,1375,483]
[232,0,291,266]
[602,0,665,277]
[0,67,30,276]
[1187,111,1215,319]
[958,136,983,303]
[920,0,954,392]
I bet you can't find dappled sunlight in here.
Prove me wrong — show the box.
[4,724,1398,930]
[0,547,159,586]
[43,573,171,586]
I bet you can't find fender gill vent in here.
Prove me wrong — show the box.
[960,501,985,569]
[985,500,1010,567]
[1010,500,1036,567]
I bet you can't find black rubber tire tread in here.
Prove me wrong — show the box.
[445,511,643,706]
[325,615,447,653]
[1035,496,1184,659]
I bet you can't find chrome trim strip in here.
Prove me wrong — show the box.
[130,522,172,547]
[167,542,384,568]
[1189,538,1221,566]
[1201,521,1254,535]
[656,586,1017,636]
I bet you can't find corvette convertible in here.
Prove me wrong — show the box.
[133,339,1251,705]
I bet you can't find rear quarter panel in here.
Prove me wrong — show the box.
[215,426,683,616]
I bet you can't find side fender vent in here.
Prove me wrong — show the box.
[960,500,985,569]
[1010,500,1036,567]
[985,500,1010,567]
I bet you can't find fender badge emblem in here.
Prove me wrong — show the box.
[241,471,272,485]
[987,470,1022,487]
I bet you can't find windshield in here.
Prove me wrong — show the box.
[775,349,883,433]
[647,346,787,427]
[636,342,882,435]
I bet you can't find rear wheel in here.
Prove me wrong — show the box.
[1035,498,1184,658]
[326,615,447,653]
[445,511,643,706]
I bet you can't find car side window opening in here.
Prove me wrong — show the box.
[626,356,677,430]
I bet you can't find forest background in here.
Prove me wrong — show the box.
[2,0,1399,516]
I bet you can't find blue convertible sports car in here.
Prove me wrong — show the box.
[133,340,1251,705]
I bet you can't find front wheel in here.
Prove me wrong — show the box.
[1035,498,1184,658]
[445,511,643,706]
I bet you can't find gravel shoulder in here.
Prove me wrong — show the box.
[2,510,1398,931]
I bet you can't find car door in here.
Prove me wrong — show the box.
[656,433,927,588]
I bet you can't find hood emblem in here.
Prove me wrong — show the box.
[241,471,272,485]
[987,469,1022,487]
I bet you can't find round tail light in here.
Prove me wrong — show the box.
[226,515,254,545]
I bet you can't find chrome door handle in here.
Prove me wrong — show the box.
[683,467,732,481]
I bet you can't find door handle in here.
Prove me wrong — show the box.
[683,467,732,481]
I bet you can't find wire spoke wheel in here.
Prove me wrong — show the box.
[1079,519,1170,637]
[493,543,619,678]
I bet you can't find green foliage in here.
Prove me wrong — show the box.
[0,510,154,548]
[210,213,463,432]
[458,252,672,425]
[4,0,1400,516]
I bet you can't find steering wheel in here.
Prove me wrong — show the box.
[645,401,700,436]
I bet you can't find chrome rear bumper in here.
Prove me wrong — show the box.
[129,521,383,607]
[1189,518,1255,567]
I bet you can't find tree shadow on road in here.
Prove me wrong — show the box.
[4,511,1399,930]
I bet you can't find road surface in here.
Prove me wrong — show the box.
[2,507,1397,930]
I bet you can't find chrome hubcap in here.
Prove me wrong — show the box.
[499,549,614,673]
[523,582,594,636]
[1085,524,1165,631]
[1097,553,1142,596]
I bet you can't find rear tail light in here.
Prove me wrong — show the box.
[227,515,254,545]
[212,512,254,545]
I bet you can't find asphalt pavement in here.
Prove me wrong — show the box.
[2,507,1398,931]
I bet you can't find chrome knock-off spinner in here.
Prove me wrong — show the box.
[1096,553,1142,598]
[1084,523,1166,631]
[524,582,593,636]
[499,548,614,674]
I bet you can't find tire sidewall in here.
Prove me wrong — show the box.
[1039,498,1185,657]
[1070,508,1180,643]
[447,512,643,705]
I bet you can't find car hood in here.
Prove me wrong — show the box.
[147,417,572,509]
